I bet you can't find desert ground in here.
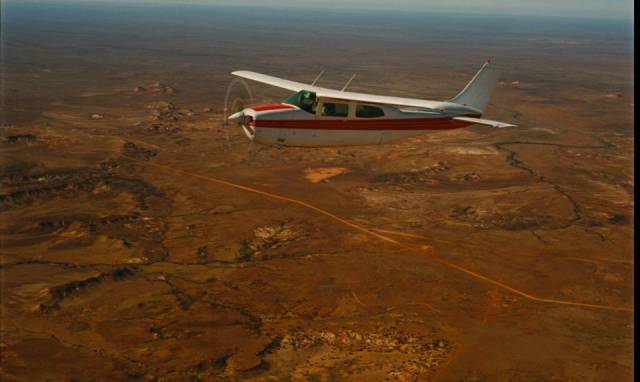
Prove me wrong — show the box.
[0,3,634,381]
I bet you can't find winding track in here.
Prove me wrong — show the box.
[121,153,633,313]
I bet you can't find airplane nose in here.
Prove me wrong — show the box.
[228,110,245,124]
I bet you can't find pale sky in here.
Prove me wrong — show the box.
[20,0,636,19]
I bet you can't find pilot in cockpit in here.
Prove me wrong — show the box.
[299,92,317,114]
[285,90,317,114]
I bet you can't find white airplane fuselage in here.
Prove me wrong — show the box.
[227,62,515,146]
[236,100,481,147]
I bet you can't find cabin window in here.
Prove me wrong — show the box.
[284,90,317,114]
[321,102,349,117]
[356,104,384,118]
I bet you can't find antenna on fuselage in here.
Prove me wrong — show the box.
[311,70,325,86]
[341,74,357,92]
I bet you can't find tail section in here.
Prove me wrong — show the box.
[450,61,501,113]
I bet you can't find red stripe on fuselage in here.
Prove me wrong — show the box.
[252,104,295,112]
[254,118,474,131]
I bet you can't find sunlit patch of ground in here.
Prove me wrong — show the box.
[303,167,350,183]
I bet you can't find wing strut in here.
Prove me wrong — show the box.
[311,70,325,86]
[341,74,357,92]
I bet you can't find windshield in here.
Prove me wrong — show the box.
[284,90,317,114]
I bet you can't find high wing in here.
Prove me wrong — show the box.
[451,116,517,128]
[231,70,445,110]
[231,71,308,93]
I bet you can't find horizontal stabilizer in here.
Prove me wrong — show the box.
[452,116,517,128]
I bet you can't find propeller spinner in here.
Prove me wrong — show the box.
[227,110,246,124]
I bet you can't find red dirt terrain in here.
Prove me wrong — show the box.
[1,4,633,381]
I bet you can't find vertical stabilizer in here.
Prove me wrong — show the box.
[450,61,501,112]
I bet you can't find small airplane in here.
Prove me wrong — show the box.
[227,61,516,147]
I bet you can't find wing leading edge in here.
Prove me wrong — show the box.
[231,71,308,93]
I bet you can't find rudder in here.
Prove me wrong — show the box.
[450,61,501,113]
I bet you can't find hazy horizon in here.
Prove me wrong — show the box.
[4,0,635,20]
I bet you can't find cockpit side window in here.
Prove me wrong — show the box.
[321,102,349,117]
[356,104,385,118]
[284,90,317,114]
